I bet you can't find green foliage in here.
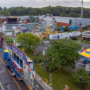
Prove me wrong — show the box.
[57,25,61,31]
[1,9,10,16]
[16,33,41,51]
[0,6,89,17]
[64,26,70,31]
[9,37,13,42]
[73,69,90,87]
[46,39,81,72]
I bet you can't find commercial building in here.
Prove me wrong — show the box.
[82,31,90,41]
[39,15,90,27]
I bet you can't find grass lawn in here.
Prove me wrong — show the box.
[82,29,90,32]
[35,64,77,90]
[77,37,90,44]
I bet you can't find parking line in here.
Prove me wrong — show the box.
[0,82,4,90]
[0,58,21,90]
[0,58,5,65]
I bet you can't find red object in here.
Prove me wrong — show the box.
[35,49,37,53]
[1,18,6,23]
[34,27,36,29]
[25,20,28,24]
[56,39,59,41]
[57,22,69,27]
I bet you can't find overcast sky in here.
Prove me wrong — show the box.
[0,0,90,8]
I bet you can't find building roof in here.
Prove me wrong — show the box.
[9,17,19,19]
[27,56,33,63]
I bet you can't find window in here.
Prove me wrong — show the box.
[14,53,17,61]
[17,56,19,64]
[20,59,23,68]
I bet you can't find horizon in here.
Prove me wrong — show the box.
[0,0,90,8]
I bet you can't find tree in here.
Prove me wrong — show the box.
[64,26,70,32]
[46,39,81,72]
[16,33,41,51]
[1,9,10,16]
[73,69,90,88]
[57,25,61,32]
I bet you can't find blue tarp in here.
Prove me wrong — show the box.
[61,27,64,31]
[4,52,8,59]
[69,26,73,30]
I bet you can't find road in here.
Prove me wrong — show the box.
[33,79,44,90]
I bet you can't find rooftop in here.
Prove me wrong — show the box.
[27,56,33,63]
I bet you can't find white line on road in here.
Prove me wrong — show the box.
[0,82,4,90]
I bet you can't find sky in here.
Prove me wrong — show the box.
[0,0,90,8]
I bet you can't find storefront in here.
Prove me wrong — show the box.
[6,44,35,90]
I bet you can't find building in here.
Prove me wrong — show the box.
[6,17,19,24]
[39,15,90,27]
[82,31,90,41]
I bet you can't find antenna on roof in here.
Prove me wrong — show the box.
[81,0,83,18]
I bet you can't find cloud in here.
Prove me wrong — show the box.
[0,0,90,8]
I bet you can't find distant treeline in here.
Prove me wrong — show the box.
[0,6,90,18]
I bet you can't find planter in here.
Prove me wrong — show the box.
[45,66,58,73]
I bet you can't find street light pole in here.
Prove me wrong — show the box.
[23,30,25,53]
[23,28,28,53]
[81,0,83,18]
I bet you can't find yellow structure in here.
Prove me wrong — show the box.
[46,25,50,35]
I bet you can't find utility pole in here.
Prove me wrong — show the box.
[23,29,25,53]
[81,0,83,18]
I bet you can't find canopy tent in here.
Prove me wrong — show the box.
[79,48,90,61]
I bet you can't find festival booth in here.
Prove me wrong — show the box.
[6,44,35,90]
[79,48,90,74]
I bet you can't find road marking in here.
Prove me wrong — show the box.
[0,58,5,65]
[13,78,21,90]
[0,82,4,90]
[0,58,22,90]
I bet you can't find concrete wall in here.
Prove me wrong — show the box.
[70,18,90,26]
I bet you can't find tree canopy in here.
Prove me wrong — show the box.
[46,39,81,72]
[0,6,90,17]
[73,69,90,87]
[16,33,41,51]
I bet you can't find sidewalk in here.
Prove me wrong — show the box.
[35,73,51,90]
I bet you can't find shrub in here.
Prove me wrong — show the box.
[64,26,70,31]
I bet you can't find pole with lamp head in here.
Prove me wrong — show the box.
[23,28,27,53]
[81,0,83,18]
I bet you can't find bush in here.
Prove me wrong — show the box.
[64,26,70,31]
[71,36,77,40]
